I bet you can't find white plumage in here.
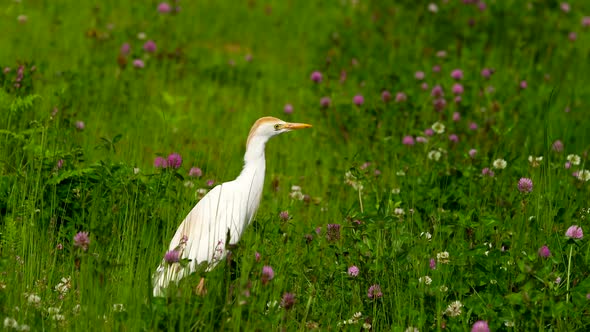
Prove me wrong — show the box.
[153,117,311,296]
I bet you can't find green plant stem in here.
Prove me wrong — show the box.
[566,245,573,303]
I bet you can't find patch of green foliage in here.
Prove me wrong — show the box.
[1,1,590,330]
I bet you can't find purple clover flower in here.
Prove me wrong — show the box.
[348,265,359,277]
[326,224,341,241]
[402,136,415,146]
[395,92,407,103]
[451,69,463,80]
[471,321,490,332]
[73,231,90,251]
[164,250,180,263]
[381,90,392,103]
[154,156,167,168]
[431,85,444,97]
[133,59,145,68]
[120,43,131,55]
[261,265,274,284]
[167,153,182,169]
[189,167,202,177]
[158,2,172,14]
[143,40,157,53]
[569,32,577,41]
[279,211,289,221]
[310,71,323,83]
[353,95,364,106]
[517,178,533,193]
[367,284,383,299]
[482,168,494,177]
[566,225,583,239]
[284,104,293,114]
[280,292,295,309]
[538,245,551,258]
[552,140,564,152]
[75,121,85,130]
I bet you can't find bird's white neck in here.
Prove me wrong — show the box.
[243,135,268,165]
[236,135,268,194]
[229,135,268,230]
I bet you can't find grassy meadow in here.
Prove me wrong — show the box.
[2,0,590,330]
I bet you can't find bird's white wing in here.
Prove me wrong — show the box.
[153,181,252,296]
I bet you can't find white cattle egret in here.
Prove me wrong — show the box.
[153,116,312,296]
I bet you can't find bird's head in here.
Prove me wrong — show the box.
[246,116,312,147]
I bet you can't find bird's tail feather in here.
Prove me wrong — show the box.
[152,262,184,297]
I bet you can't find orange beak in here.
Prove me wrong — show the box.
[283,122,312,130]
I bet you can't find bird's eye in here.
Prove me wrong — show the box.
[274,124,281,130]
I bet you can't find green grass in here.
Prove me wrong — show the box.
[2,1,590,330]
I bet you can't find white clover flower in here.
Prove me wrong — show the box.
[427,3,438,13]
[528,155,543,167]
[436,251,450,264]
[72,304,81,315]
[289,185,304,201]
[493,158,507,169]
[18,324,30,331]
[577,170,590,182]
[133,167,140,174]
[443,300,463,317]
[420,232,432,240]
[428,150,442,161]
[362,322,372,330]
[567,154,581,165]
[405,327,420,332]
[52,314,65,321]
[47,307,61,315]
[345,171,364,191]
[4,317,18,329]
[431,122,445,134]
[391,188,400,194]
[418,276,432,285]
[137,32,146,40]
[504,321,515,327]
[396,170,406,176]
[27,294,41,306]
[353,312,362,319]
[183,181,195,188]
[394,208,405,215]
[54,277,71,295]
[439,285,448,292]
[195,188,208,199]
[113,304,125,312]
